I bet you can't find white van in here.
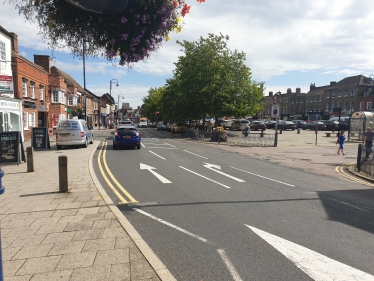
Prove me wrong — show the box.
[56,119,94,149]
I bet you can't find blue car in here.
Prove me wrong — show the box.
[113,126,141,150]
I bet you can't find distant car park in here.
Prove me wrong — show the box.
[250,121,266,131]
[277,121,297,130]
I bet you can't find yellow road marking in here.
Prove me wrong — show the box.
[98,142,129,204]
[335,166,374,187]
[102,142,138,203]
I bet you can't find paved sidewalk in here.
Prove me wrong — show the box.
[0,134,175,281]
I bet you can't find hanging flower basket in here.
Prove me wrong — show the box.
[10,0,205,66]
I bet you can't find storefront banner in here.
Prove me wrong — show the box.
[0,75,14,96]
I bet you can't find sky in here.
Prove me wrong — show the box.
[2,0,374,109]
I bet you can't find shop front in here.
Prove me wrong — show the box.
[0,97,23,140]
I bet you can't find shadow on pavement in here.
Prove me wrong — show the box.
[318,189,374,234]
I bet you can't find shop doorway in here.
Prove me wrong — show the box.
[0,112,11,131]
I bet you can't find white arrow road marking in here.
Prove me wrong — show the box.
[231,166,295,187]
[245,224,374,281]
[217,249,244,281]
[134,208,208,243]
[179,166,231,188]
[183,150,209,159]
[149,150,166,160]
[140,163,171,183]
[204,163,245,183]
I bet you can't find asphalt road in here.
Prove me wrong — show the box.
[92,128,374,281]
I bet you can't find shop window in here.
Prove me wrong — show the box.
[23,112,29,130]
[22,78,28,97]
[29,112,36,127]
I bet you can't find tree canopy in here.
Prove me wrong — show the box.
[142,33,264,123]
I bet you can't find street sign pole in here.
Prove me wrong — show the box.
[271,104,279,147]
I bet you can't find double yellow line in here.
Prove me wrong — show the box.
[98,142,138,204]
[335,165,374,187]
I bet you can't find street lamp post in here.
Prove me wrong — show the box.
[110,79,119,96]
[117,94,124,121]
[82,37,87,121]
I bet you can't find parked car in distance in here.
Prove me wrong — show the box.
[293,120,306,129]
[277,121,297,130]
[171,122,185,134]
[230,119,250,131]
[223,120,234,129]
[305,121,326,130]
[156,121,164,131]
[250,121,266,131]
[264,120,277,129]
[113,125,141,150]
[56,119,94,149]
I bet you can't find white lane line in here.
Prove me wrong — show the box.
[141,142,146,148]
[163,142,176,148]
[217,249,244,281]
[183,150,209,159]
[179,166,231,189]
[147,147,179,149]
[245,224,374,281]
[230,166,295,187]
[133,208,208,243]
[149,150,166,160]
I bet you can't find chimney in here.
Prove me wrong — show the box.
[34,55,50,73]
[310,83,316,91]
[330,81,336,85]
[287,88,291,94]
[269,91,273,97]
[9,32,18,53]
[296,88,301,94]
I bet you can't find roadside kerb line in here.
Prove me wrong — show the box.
[98,142,128,203]
[134,208,209,243]
[149,150,166,160]
[183,150,209,159]
[179,166,231,188]
[230,166,295,187]
[217,249,244,281]
[335,166,374,187]
[90,141,177,281]
[102,142,138,203]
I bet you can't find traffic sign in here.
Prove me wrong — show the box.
[271,104,279,118]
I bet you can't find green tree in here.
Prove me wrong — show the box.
[142,87,164,122]
[171,33,264,124]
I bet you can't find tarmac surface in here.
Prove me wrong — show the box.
[0,128,371,281]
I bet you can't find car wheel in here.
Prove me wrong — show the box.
[113,144,117,150]
[83,138,88,148]
[137,144,141,149]
[89,135,94,144]
[57,145,62,149]
[292,129,295,131]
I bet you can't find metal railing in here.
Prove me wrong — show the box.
[181,128,275,146]
[357,143,374,176]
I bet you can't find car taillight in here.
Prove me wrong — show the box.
[114,132,118,136]
[80,131,84,138]
[136,132,140,137]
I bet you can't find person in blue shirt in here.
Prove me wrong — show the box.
[336,130,346,156]
[243,124,250,138]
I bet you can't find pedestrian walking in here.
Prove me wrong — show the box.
[243,124,250,138]
[336,130,346,155]
[363,127,374,158]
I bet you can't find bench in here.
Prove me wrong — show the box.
[325,132,332,137]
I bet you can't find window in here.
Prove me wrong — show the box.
[332,91,335,98]
[40,86,44,101]
[360,102,364,110]
[52,88,66,104]
[344,90,348,97]
[29,112,36,127]
[306,97,309,103]
[0,40,5,70]
[23,112,29,130]
[338,91,341,97]
[325,102,329,110]
[351,89,355,96]
[59,114,66,121]
[326,92,330,98]
[364,92,369,97]
[68,96,74,106]
[30,82,35,99]
[368,102,372,110]
[314,106,317,111]
[22,78,28,97]
[337,101,341,109]
[315,96,318,102]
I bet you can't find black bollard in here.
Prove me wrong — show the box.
[297,129,300,134]
[26,147,34,172]
[58,156,68,193]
